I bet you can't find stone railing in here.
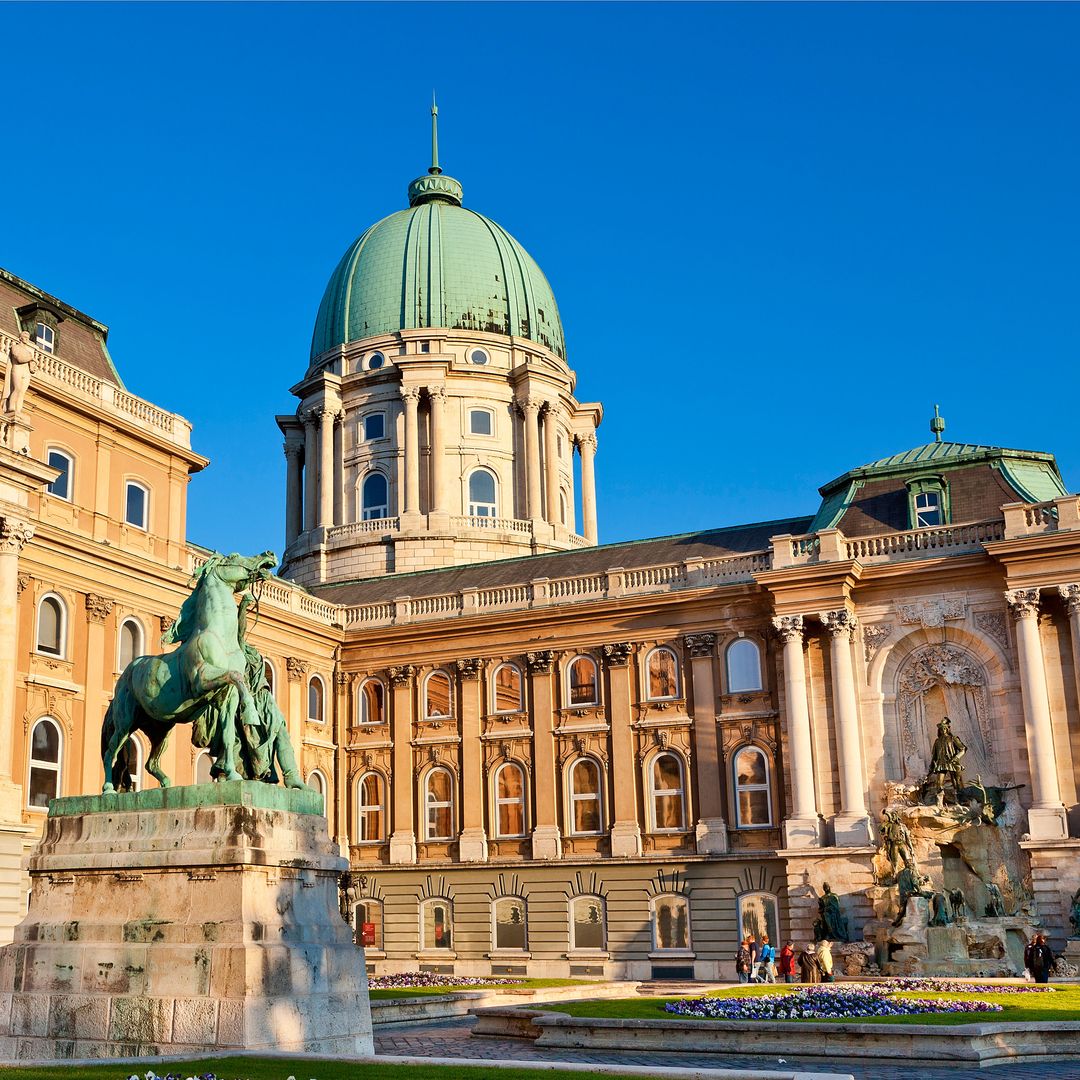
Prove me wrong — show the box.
[1001,496,1080,538]
[844,519,1006,563]
[327,517,400,540]
[341,549,768,628]
[449,514,532,535]
[0,330,195,449]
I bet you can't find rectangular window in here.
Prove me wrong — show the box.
[423,902,452,950]
[34,322,55,354]
[46,451,71,500]
[469,409,493,436]
[125,483,148,529]
[363,413,386,441]
[915,491,942,527]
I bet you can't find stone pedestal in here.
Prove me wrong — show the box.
[0,782,373,1060]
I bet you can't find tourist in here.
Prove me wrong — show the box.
[1024,933,1056,984]
[798,943,820,983]
[748,934,762,980]
[735,938,753,983]
[816,938,835,983]
[756,935,777,983]
[778,940,797,983]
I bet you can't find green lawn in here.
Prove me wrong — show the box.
[370,977,593,1000]
[539,983,1080,1025]
[0,1063,664,1080]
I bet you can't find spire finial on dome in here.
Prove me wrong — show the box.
[430,92,442,176]
[931,403,946,443]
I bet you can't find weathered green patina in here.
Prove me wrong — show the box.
[51,779,323,818]
[100,551,306,792]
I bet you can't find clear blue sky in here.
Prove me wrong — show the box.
[3,3,1078,559]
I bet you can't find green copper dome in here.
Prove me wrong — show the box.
[310,173,566,364]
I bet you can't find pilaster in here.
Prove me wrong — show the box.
[388,665,417,863]
[526,650,561,860]
[603,642,641,857]
[684,633,728,854]
[456,657,487,862]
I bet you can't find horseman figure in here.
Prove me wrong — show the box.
[101,550,307,792]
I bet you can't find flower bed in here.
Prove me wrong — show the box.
[665,984,1005,1021]
[368,970,524,990]
[882,977,1056,994]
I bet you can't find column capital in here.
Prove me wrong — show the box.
[84,594,116,624]
[576,432,597,452]
[1058,583,1080,614]
[399,385,421,405]
[601,642,632,666]
[455,657,481,680]
[301,407,319,428]
[1005,588,1041,620]
[313,404,339,423]
[819,608,857,639]
[683,632,717,658]
[283,441,303,461]
[428,385,447,403]
[0,518,33,556]
[771,614,805,643]
[388,663,415,687]
[517,396,542,416]
[526,650,555,675]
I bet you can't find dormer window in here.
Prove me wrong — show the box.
[34,322,55,354]
[906,476,949,529]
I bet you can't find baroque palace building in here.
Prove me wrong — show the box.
[1,126,1080,979]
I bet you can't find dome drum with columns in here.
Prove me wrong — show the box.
[278,111,602,587]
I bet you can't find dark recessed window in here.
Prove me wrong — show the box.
[46,450,72,500]
[368,352,386,370]
[469,409,493,436]
[469,348,489,366]
[363,413,386,441]
[125,482,148,529]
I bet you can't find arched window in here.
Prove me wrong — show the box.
[27,717,62,809]
[358,678,385,725]
[492,663,523,713]
[124,735,146,792]
[124,480,149,530]
[307,769,328,816]
[493,762,526,838]
[559,490,568,526]
[420,897,453,950]
[567,655,598,707]
[732,745,773,828]
[195,750,213,785]
[726,638,762,693]
[424,767,454,840]
[307,675,325,723]
[35,594,66,657]
[645,647,679,700]
[46,449,73,500]
[356,772,384,842]
[492,896,527,951]
[467,469,497,518]
[737,891,779,945]
[263,659,276,697]
[568,758,603,835]
[423,671,452,720]
[361,472,389,520]
[649,753,686,832]
[651,894,691,951]
[570,895,606,951]
[354,898,384,950]
[118,618,144,672]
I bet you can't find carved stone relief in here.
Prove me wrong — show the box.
[974,610,1009,650]
[863,623,894,662]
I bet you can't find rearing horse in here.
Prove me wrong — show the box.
[101,551,277,792]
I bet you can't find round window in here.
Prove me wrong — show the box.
[368,352,386,370]
[469,349,489,366]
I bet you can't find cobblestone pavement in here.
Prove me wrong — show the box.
[374,1015,1080,1079]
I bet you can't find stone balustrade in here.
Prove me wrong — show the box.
[1001,495,1080,537]
[0,330,195,449]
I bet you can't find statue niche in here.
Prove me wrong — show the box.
[896,645,995,785]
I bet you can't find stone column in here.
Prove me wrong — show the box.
[819,609,872,846]
[543,403,560,525]
[603,643,641,857]
[771,615,821,848]
[0,519,33,784]
[578,433,598,544]
[317,406,335,529]
[456,658,487,862]
[685,633,728,853]
[400,387,422,524]
[526,651,561,859]
[334,672,350,855]
[81,594,115,792]
[521,398,543,523]
[428,387,447,516]
[1006,589,1068,839]
[284,441,303,547]
[388,665,417,863]
[303,411,318,534]
[1059,584,1080,762]
[332,413,344,528]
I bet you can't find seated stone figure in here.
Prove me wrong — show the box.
[813,883,850,943]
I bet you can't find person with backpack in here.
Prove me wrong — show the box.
[756,935,777,983]
[735,938,753,983]
[1025,933,1056,984]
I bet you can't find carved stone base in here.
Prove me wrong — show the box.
[389,829,417,864]
[457,827,489,863]
[531,825,562,861]
[1027,806,1068,841]
[694,817,729,855]
[833,813,873,848]
[782,815,823,849]
[0,783,373,1059]
[609,821,643,858]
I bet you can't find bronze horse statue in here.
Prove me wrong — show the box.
[101,551,278,792]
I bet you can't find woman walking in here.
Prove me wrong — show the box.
[798,943,820,984]
[1024,934,1055,984]
[816,939,835,983]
